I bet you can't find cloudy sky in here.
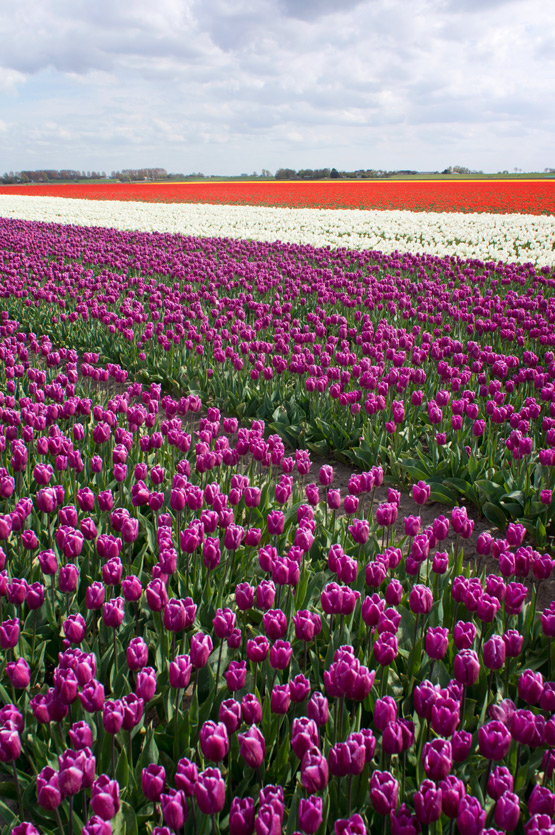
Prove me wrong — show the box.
[1,0,554,175]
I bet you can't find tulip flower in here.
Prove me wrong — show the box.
[298,796,323,835]
[238,725,265,768]
[160,788,188,830]
[194,767,226,815]
[369,770,399,815]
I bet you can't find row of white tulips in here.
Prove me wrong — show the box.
[0,194,553,267]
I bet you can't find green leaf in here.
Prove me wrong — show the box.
[0,799,20,830]
[135,727,159,780]
[502,489,525,505]
[444,477,480,504]
[427,483,458,505]
[475,479,505,501]
[499,501,525,517]
[399,460,430,481]
[536,516,547,545]
[482,502,508,528]
[306,440,332,455]
[0,782,16,801]
[116,746,129,789]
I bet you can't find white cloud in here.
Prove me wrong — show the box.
[0,0,553,173]
[0,67,26,94]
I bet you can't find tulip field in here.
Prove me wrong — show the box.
[0,183,554,835]
[1,179,555,214]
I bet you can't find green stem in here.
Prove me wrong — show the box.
[12,760,23,820]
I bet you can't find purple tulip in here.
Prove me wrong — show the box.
[307,691,329,726]
[381,721,406,757]
[457,795,486,835]
[102,700,124,734]
[291,717,319,759]
[301,749,329,792]
[230,797,256,835]
[298,796,323,835]
[200,721,230,761]
[255,804,282,835]
[213,607,236,639]
[528,784,555,817]
[224,660,246,691]
[269,639,293,670]
[478,721,512,760]
[290,673,311,703]
[335,814,367,835]
[86,581,106,611]
[409,585,433,615]
[454,649,480,686]
[102,597,124,629]
[135,667,157,702]
[175,757,198,796]
[256,579,276,610]
[241,693,262,725]
[525,814,555,834]
[62,613,86,644]
[454,619,476,650]
[121,693,144,731]
[390,804,420,835]
[6,658,30,689]
[493,791,520,831]
[487,766,514,800]
[369,770,399,815]
[141,764,166,802]
[160,788,187,830]
[194,767,226,814]
[412,481,430,505]
[190,632,213,668]
[236,582,255,610]
[37,766,62,810]
[169,654,192,689]
[267,510,284,536]
[483,635,506,670]
[238,725,265,768]
[425,626,449,660]
[374,632,398,666]
[79,679,105,713]
[431,696,460,737]
[58,748,86,796]
[126,636,149,671]
[90,774,120,820]
[68,721,93,751]
[293,610,322,642]
[511,709,544,747]
[414,778,442,824]
[518,669,544,705]
[122,574,142,602]
[259,784,285,821]
[422,738,452,781]
[246,635,270,664]
[440,774,466,818]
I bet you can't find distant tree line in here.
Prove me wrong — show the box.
[274,165,500,179]
[0,168,172,184]
[3,165,550,186]
[275,167,422,180]
[0,169,109,184]
[441,166,484,175]
[110,168,168,182]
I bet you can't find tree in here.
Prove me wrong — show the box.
[275,168,297,180]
